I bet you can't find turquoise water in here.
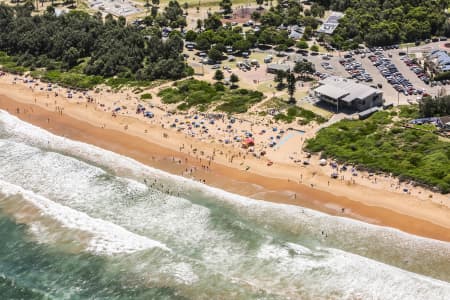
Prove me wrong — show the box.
[0,110,450,299]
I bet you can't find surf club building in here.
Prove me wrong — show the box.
[314,76,383,112]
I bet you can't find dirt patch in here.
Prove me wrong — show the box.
[221,6,260,24]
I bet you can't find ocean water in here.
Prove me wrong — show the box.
[0,110,449,300]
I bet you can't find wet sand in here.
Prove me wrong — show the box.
[1,95,450,242]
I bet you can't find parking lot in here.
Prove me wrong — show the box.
[185,39,450,108]
[290,43,449,105]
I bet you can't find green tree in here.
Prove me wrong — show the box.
[208,47,222,62]
[310,3,325,18]
[230,73,239,88]
[118,16,126,27]
[251,11,261,21]
[286,71,296,103]
[185,30,197,42]
[303,26,313,40]
[151,5,158,17]
[233,39,252,53]
[204,13,222,30]
[274,44,288,54]
[419,96,450,117]
[195,36,211,51]
[62,47,80,69]
[164,0,184,27]
[45,5,55,16]
[274,70,285,90]
[196,19,203,29]
[143,15,153,26]
[256,0,263,9]
[219,0,232,15]
[296,40,308,49]
[0,5,191,83]
[310,44,319,52]
[214,69,224,81]
[294,60,315,79]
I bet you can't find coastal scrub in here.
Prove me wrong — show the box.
[306,107,450,193]
[158,79,264,113]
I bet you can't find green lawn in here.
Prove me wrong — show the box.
[305,106,450,193]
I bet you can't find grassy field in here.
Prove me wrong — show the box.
[158,78,264,113]
[298,101,334,119]
[305,106,450,193]
[274,105,327,125]
[259,97,289,110]
[0,52,28,74]
[33,70,104,89]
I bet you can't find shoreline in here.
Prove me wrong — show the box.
[1,95,450,242]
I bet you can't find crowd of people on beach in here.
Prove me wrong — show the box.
[2,73,447,208]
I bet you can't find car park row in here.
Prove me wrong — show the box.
[399,55,430,84]
[339,56,373,82]
[368,48,422,96]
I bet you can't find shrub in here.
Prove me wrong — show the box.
[158,79,263,113]
[305,110,450,193]
[140,93,153,100]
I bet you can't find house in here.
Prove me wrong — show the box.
[317,12,344,35]
[314,76,383,112]
[289,31,303,40]
[426,49,450,73]
[267,64,291,73]
[288,25,304,40]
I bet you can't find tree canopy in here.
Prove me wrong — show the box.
[325,0,450,48]
[0,4,191,83]
[419,96,450,118]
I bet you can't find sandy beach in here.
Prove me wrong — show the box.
[1,72,449,242]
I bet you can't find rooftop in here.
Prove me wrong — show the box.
[315,84,348,100]
[428,49,450,67]
[267,64,291,72]
[316,76,381,103]
[317,12,344,34]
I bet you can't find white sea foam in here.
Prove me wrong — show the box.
[1,109,450,298]
[160,262,199,285]
[255,241,450,299]
[0,179,170,255]
[1,109,450,262]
